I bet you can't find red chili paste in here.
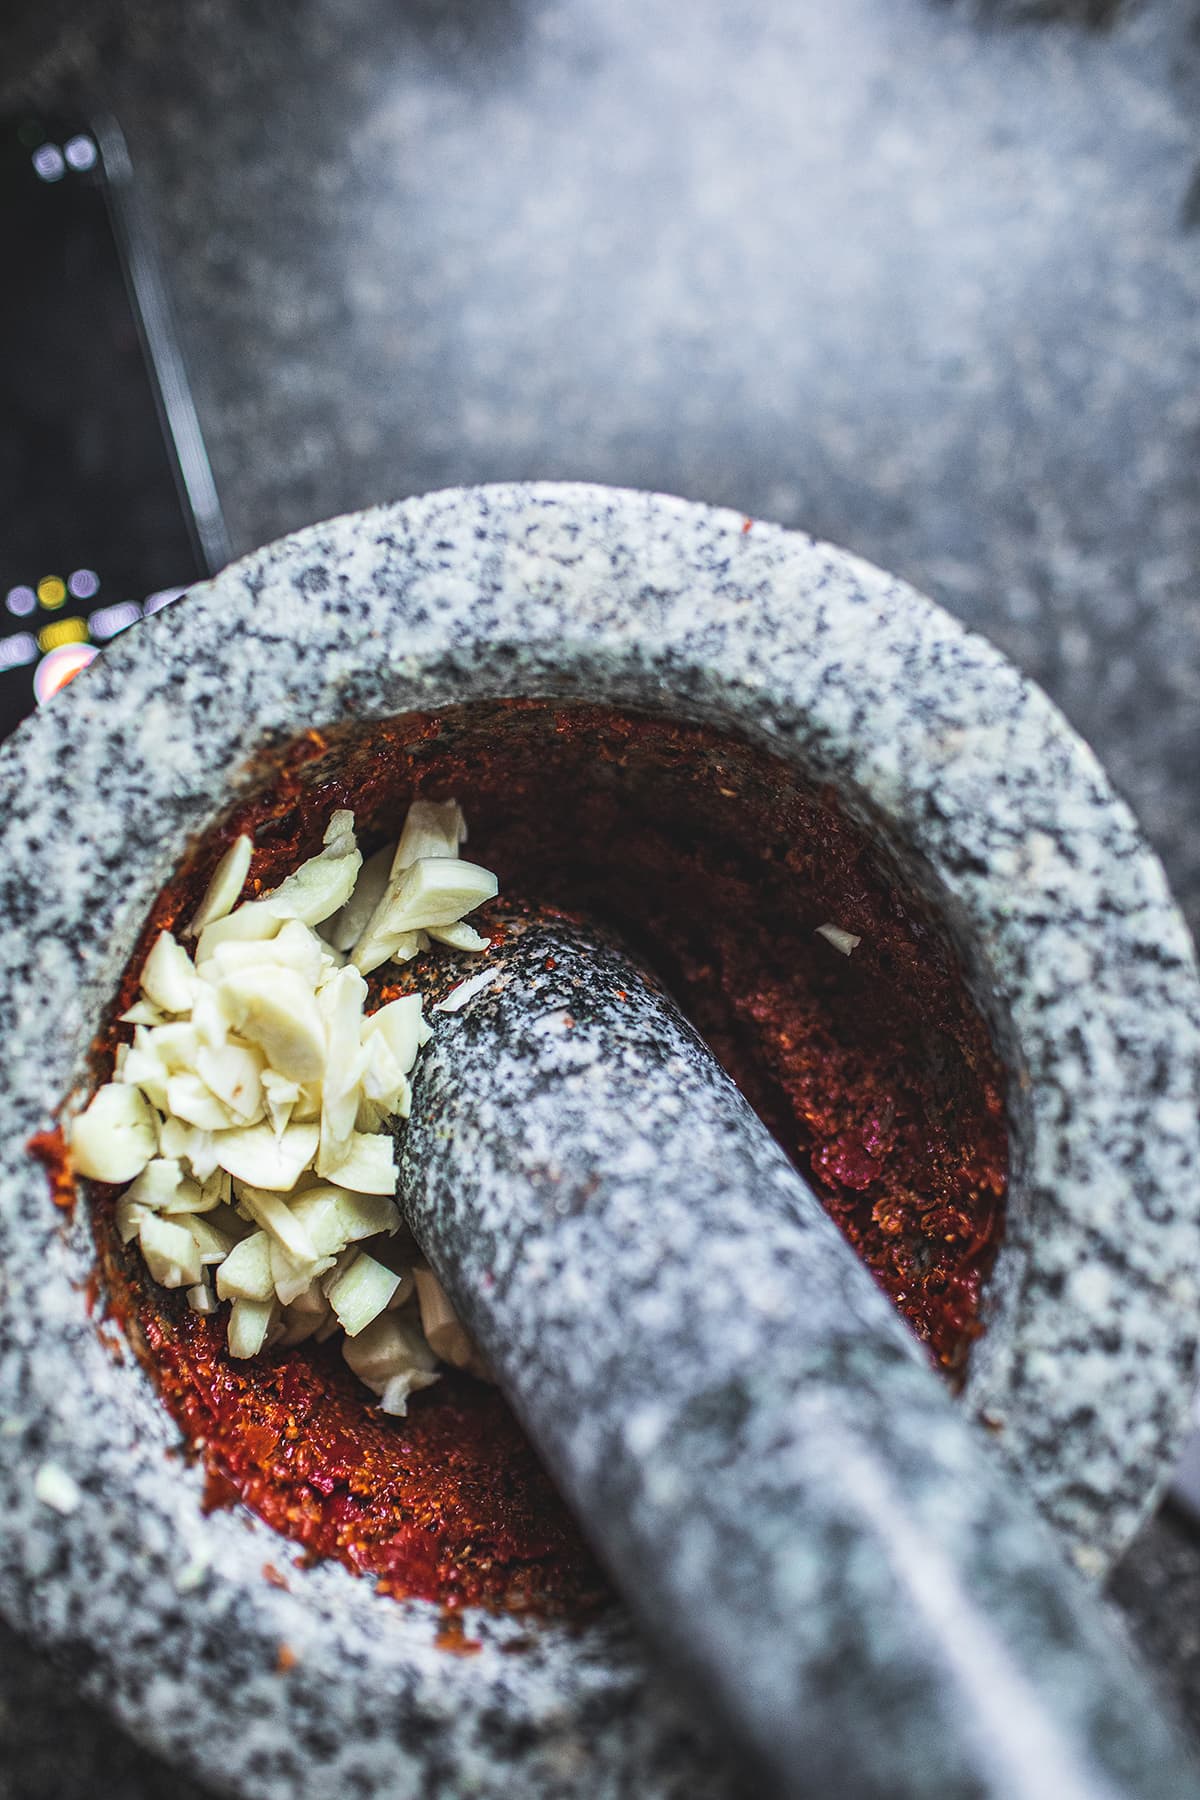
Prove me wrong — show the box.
[84,702,1007,1618]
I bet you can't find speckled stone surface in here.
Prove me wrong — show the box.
[404,914,1199,1798]
[0,485,1197,1797]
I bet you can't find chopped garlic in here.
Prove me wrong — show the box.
[115,1193,149,1245]
[394,798,467,867]
[70,1083,157,1184]
[255,812,362,929]
[81,796,500,1387]
[139,1212,203,1288]
[216,1230,275,1302]
[183,1214,234,1265]
[427,921,491,953]
[318,966,370,1172]
[434,966,496,1015]
[815,922,862,956]
[123,1157,189,1211]
[196,900,283,964]
[270,1236,337,1306]
[414,1268,489,1377]
[362,993,430,1073]
[140,931,199,1015]
[186,834,253,936]
[166,1072,238,1133]
[352,858,497,976]
[326,1251,402,1337]
[342,1313,437,1389]
[236,1183,319,1264]
[227,1296,276,1359]
[195,1042,265,1127]
[317,1129,397,1195]
[217,967,326,1084]
[119,998,166,1028]
[324,842,393,953]
[215,1120,319,1191]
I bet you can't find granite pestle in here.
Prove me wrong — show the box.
[399,915,1198,1800]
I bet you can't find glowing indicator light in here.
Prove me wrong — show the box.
[38,617,88,653]
[32,144,65,183]
[143,585,188,616]
[0,633,37,672]
[68,567,100,600]
[89,602,140,641]
[37,576,67,610]
[5,585,36,617]
[64,135,97,173]
[34,643,98,705]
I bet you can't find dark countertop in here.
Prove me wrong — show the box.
[4,1,1200,1793]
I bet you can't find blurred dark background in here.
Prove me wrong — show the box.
[3,1,1200,1793]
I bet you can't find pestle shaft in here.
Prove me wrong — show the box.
[399,917,1198,1800]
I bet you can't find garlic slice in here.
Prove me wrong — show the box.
[317,1130,397,1195]
[70,1083,158,1184]
[165,1073,238,1134]
[318,965,370,1173]
[350,857,496,975]
[362,993,431,1074]
[413,1268,491,1378]
[119,999,166,1028]
[195,1041,265,1126]
[216,1230,275,1302]
[394,799,467,868]
[324,842,393,953]
[186,834,253,936]
[326,1251,402,1337]
[138,1212,203,1288]
[183,1214,235,1265]
[115,1193,149,1244]
[123,1157,189,1211]
[815,922,862,956]
[140,932,199,1016]
[256,811,362,929]
[427,921,491,953]
[195,900,284,965]
[217,967,326,1083]
[215,1121,319,1190]
[236,1182,319,1263]
[227,1296,276,1359]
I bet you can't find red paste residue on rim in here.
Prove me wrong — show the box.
[74,700,1006,1620]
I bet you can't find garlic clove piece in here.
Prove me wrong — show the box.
[195,899,283,966]
[413,1268,491,1379]
[256,815,362,929]
[69,1083,158,1184]
[186,834,253,937]
[317,1130,397,1195]
[235,1182,320,1264]
[341,1312,436,1390]
[426,921,491,953]
[140,931,199,1016]
[326,1251,402,1337]
[196,1041,265,1126]
[379,857,498,934]
[138,1212,203,1288]
[393,799,467,869]
[227,1297,277,1359]
[216,968,326,1084]
[165,1072,239,1134]
[362,993,431,1075]
[324,842,393,953]
[216,1229,274,1302]
[215,1120,319,1191]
